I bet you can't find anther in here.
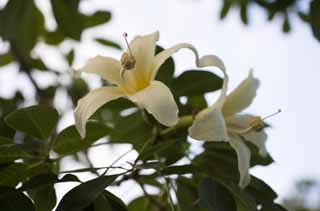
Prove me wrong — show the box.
[120,33,136,75]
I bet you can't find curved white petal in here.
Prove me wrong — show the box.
[152,43,229,108]
[223,70,259,117]
[226,114,268,156]
[229,136,251,188]
[76,55,122,86]
[75,87,124,138]
[127,80,178,127]
[188,106,228,142]
[126,31,159,87]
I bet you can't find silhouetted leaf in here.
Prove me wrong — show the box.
[220,0,232,19]
[29,184,57,211]
[5,105,59,140]
[56,175,119,211]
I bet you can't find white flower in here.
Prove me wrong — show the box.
[74,31,225,138]
[189,70,269,188]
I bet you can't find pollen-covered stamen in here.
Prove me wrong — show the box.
[120,33,136,75]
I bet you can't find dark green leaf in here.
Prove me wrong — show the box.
[44,30,65,45]
[155,45,175,87]
[172,70,223,96]
[0,144,35,164]
[110,111,153,149]
[95,38,122,50]
[128,195,170,211]
[0,0,44,57]
[56,175,119,211]
[282,16,291,33]
[240,2,248,24]
[100,190,127,211]
[51,0,83,40]
[0,52,14,67]
[298,12,310,23]
[84,11,112,28]
[161,164,194,176]
[176,177,206,211]
[29,184,57,211]
[198,177,236,211]
[311,0,320,41]
[66,49,74,66]
[0,186,35,211]
[0,136,13,145]
[0,163,29,187]
[220,0,232,19]
[54,121,111,155]
[5,105,59,140]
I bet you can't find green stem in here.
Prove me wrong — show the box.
[160,115,193,136]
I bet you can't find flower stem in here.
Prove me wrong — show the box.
[160,115,193,136]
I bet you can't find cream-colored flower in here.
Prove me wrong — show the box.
[74,31,225,138]
[189,70,269,188]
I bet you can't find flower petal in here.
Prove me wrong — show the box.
[223,70,259,117]
[188,106,228,142]
[126,31,159,87]
[127,80,178,127]
[74,87,124,138]
[226,114,268,156]
[229,136,251,188]
[151,43,226,80]
[76,56,122,86]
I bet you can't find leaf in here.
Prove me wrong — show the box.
[66,49,74,66]
[0,136,13,145]
[240,2,248,24]
[95,38,122,50]
[0,144,35,164]
[282,15,291,33]
[44,30,65,45]
[310,0,320,41]
[56,174,119,211]
[0,186,35,211]
[218,180,257,211]
[5,105,59,140]
[155,45,175,87]
[172,70,223,96]
[110,111,153,149]
[220,0,232,19]
[0,52,14,67]
[93,190,127,211]
[0,163,29,187]
[198,177,237,211]
[50,0,83,40]
[29,184,57,211]
[176,177,206,211]
[128,195,171,211]
[160,164,195,176]
[54,121,111,155]
[0,0,44,57]
[84,11,112,28]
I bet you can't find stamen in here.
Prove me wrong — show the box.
[262,109,282,120]
[123,32,133,56]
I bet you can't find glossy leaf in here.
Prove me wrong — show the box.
[5,105,59,140]
[56,175,119,211]
[172,70,223,96]
[54,121,111,155]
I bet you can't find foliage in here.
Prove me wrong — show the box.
[218,0,320,42]
[0,0,290,210]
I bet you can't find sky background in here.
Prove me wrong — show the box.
[1,0,320,204]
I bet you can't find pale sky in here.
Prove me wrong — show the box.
[1,0,320,203]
